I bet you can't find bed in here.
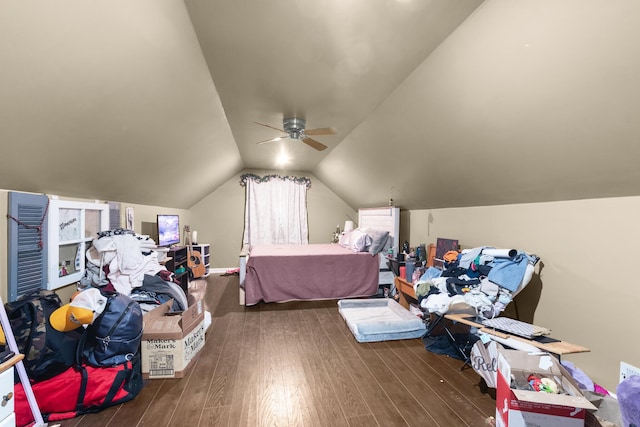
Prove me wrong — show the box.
[240,207,400,306]
[243,244,380,305]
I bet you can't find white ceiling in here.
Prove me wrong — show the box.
[2,1,640,210]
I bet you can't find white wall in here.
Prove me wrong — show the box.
[403,196,640,392]
[189,169,357,268]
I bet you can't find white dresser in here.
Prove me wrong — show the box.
[0,366,15,427]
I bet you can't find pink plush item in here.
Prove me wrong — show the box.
[593,383,609,396]
[617,375,640,427]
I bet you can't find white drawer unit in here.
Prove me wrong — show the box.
[0,366,15,426]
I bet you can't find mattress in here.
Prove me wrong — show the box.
[338,298,427,343]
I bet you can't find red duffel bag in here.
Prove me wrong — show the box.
[14,354,142,427]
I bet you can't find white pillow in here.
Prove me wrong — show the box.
[338,230,352,247]
[348,228,372,252]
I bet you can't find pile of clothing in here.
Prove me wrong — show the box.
[80,228,188,312]
[415,247,539,318]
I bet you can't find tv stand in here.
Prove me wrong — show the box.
[164,246,188,292]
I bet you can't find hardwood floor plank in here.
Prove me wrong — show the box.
[278,309,326,427]
[257,308,294,426]
[345,414,379,427]
[322,306,443,427]
[104,381,161,427]
[288,306,349,427]
[200,404,231,426]
[204,310,242,408]
[469,394,497,418]
[57,415,83,427]
[138,372,195,425]
[392,339,495,426]
[229,307,260,426]
[299,305,371,421]
[378,340,474,427]
[312,306,409,426]
[60,408,118,427]
[171,314,229,424]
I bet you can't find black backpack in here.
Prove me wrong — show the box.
[79,290,143,367]
[4,290,82,382]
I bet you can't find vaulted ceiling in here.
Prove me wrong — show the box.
[2,1,640,210]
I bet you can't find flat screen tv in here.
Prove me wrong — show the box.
[157,214,181,247]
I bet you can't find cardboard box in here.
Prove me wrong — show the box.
[141,295,206,379]
[496,350,596,427]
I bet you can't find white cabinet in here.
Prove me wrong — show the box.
[47,199,109,290]
[0,367,14,427]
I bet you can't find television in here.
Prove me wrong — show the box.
[157,214,181,247]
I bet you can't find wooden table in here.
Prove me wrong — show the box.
[393,277,589,358]
[443,313,590,357]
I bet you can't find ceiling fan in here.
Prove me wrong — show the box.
[254,118,336,151]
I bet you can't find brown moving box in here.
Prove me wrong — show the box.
[141,294,205,379]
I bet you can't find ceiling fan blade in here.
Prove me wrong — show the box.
[257,136,287,145]
[304,127,336,136]
[254,121,285,133]
[302,137,327,151]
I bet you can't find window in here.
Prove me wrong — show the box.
[240,174,310,245]
[47,199,109,290]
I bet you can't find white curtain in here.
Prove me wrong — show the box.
[242,174,309,245]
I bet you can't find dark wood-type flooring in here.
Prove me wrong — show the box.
[55,274,496,427]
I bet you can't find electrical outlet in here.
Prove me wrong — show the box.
[620,361,640,383]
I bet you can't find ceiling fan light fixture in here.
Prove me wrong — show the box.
[283,117,306,140]
[276,139,293,166]
[254,117,333,151]
[276,147,290,166]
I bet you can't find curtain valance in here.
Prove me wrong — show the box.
[239,173,311,189]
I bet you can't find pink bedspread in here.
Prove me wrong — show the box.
[244,244,379,305]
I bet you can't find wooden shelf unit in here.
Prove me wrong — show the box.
[165,246,189,292]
